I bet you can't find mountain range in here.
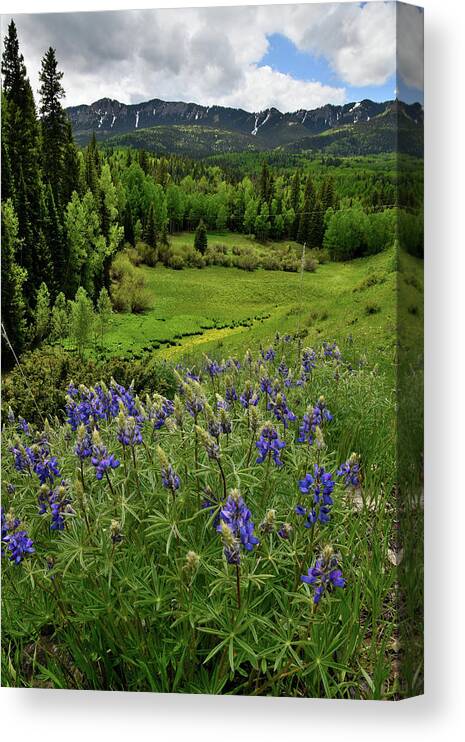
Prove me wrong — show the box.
[66,97,423,157]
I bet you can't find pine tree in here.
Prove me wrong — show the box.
[290,170,301,239]
[320,177,335,212]
[1,200,28,368]
[1,92,14,202]
[85,132,101,196]
[259,161,273,204]
[1,20,26,99]
[42,184,64,295]
[39,47,67,207]
[50,291,69,340]
[297,176,316,245]
[62,120,81,204]
[2,20,42,294]
[123,202,135,246]
[34,282,51,341]
[194,219,208,255]
[144,202,157,248]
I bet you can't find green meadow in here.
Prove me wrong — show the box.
[85,238,422,372]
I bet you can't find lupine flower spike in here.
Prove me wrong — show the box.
[301,546,346,604]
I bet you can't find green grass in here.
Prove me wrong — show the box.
[87,239,418,371]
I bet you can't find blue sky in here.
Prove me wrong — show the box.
[260,33,399,104]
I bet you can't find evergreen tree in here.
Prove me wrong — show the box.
[50,291,69,340]
[39,47,67,207]
[62,120,81,204]
[297,176,316,245]
[34,282,51,341]
[290,170,301,239]
[194,219,208,255]
[85,132,101,196]
[123,202,135,246]
[42,184,64,294]
[259,161,273,204]
[144,202,157,248]
[2,20,42,292]
[1,200,28,368]
[1,20,26,99]
[320,177,335,212]
[1,92,14,202]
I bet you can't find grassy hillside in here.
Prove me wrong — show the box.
[61,241,424,372]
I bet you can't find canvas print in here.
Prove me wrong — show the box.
[1,2,424,699]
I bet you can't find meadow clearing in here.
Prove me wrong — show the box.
[73,234,411,367]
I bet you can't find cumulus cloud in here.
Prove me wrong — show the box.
[4,3,421,112]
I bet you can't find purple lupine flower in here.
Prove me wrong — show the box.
[157,446,180,495]
[39,483,72,531]
[260,376,273,395]
[148,395,174,430]
[17,416,30,435]
[161,464,180,493]
[7,407,15,424]
[337,454,361,489]
[301,550,346,604]
[260,346,276,362]
[256,423,286,467]
[269,391,297,429]
[91,432,120,481]
[301,348,317,380]
[277,523,293,540]
[296,465,335,526]
[205,356,224,379]
[239,383,259,409]
[298,397,333,446]
[206,411,222,440]
[217,491,259,564]
[322,341,342,361]
[117,412,143,447]
[74,424,92,460]
[195,426,220,460]
[225,385,238,406]
[1,508,34,564]
[9,441,35,473]
[33,450,61,485]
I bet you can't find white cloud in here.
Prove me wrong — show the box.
[216,65,345,111]
[4,3,421,112]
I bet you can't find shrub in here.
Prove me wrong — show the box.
[353,273,386,292]
[136,241,158,267]
[232,252,259,271]
[365,302,381,315]
[166,252,185,270]
[110,253,152,313]
[1,346,177,425]
[126,247,143,266]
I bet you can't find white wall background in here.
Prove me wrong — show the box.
[1,1,464,740]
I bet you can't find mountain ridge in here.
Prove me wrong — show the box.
[66,96,423,156]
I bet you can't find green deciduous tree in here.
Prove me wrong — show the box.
[71,286,94,358]
[50,291,69,340]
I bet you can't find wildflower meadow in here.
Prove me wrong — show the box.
[1,333,422,698]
